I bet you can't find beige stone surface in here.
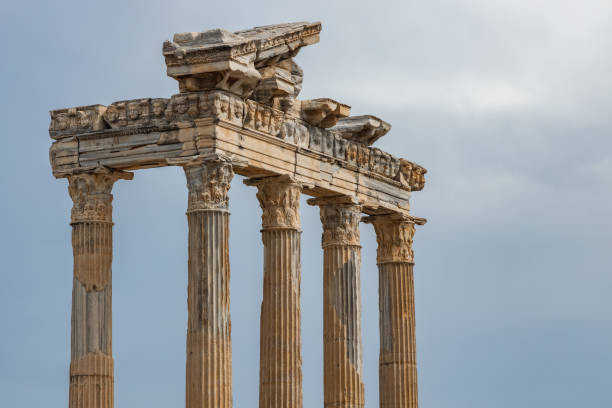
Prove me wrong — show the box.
[67,168,131,408]
[163,22,320,96]
[364,214,426,408]
[331,115,391,146]
[246,176,303,408]
[183,155,235,408]
[49,20,429,408]
[309,196,365,408]
[48,90,425,215]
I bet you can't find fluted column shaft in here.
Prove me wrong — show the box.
[310,197,364,408]
[184,156,235,408]
[364,215,422,408]
[67,168,132,408]
[246,175,303,408]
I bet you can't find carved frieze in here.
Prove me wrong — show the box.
[67,167,133,224]
[49,90,426,191]
[246,175,302,229]
[50,105,107,139]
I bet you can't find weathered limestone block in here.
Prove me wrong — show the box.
[181,154,236,408]
[331,115,391,146]
[235,22,321,68]
[245,175,303,408]
[66,166,132,408]
[363,214,426,408]
[301,98,351,128]
[163,22,321,96]
[309,196,365,408]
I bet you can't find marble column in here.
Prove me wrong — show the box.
[363,214,424,408]
[308,196,365,408]
[245,175,303,408]
[183,155,235,408]
[67,167,132,408]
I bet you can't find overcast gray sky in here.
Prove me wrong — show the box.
[1,1,611,407]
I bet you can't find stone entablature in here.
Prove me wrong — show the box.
[49,90,426,214]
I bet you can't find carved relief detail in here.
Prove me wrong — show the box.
[50,105,107,139]
[50,91,426,191]
[247,176,301,229]
[184,156,234,211]
[67,168,132,224]
[365,215,420,264]
[319,203,361,247]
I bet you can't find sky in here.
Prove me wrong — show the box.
[1,0,611,407]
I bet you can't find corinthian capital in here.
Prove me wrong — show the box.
[363,213,426,264]
[245,175,302,229]
[182,154,236,212]
[67,167,133,223]
[308,196,362,247]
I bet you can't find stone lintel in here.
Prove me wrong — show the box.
[307,194,361,207]
[166,152,248,169]
[362,213,427,226]
[56,164,134,181]
[49,91,425,214]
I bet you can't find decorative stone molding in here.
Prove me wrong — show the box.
[363,214,426,264]
[331,115,391,146]
[49,90,426,192]
[301,98,351,128]
[67,167,133,224]
[308,196,362,247]
[245,175,302,229]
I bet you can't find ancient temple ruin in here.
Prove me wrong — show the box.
[48,21,427,408]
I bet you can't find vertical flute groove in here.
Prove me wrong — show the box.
[67,169,130,408]
[366,216,419,408]
[186,211,232,408]
[259,229,302,408]
[183,157,234,408]
[247,176,303,408]
[70,222,114,408]
[311,200,364,408]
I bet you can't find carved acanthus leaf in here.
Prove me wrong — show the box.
[308,197,362,247]
[246,175,302,229]
[184,155,235,211]
[363,214,426,264]
[67,167,133,223]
